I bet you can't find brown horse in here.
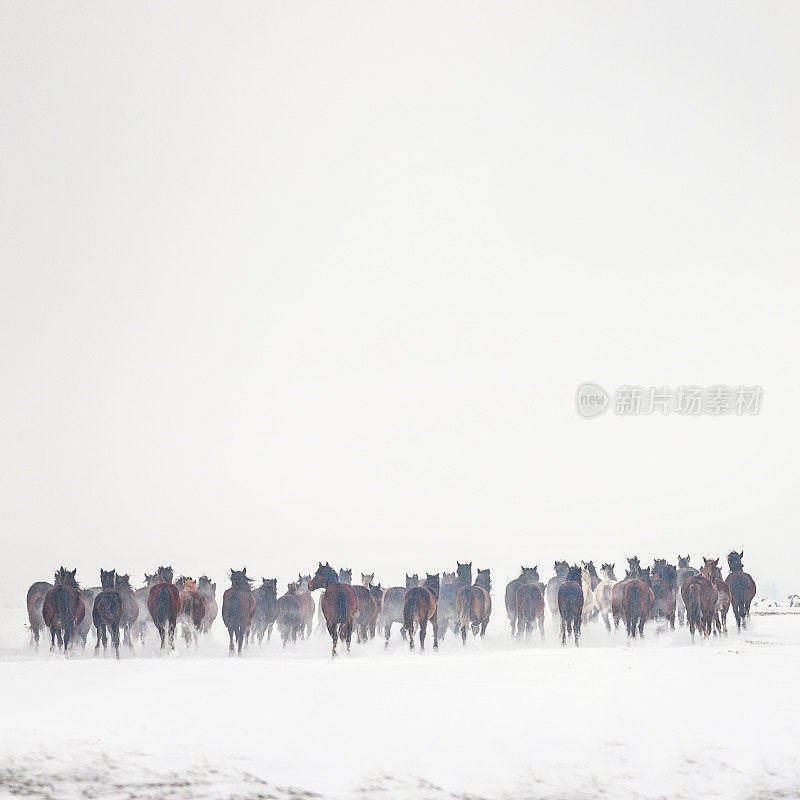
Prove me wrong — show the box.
[353,583,381,643]
[380,574,419,646]
[92,569,123,659]
[558,565,583,646]
[612,556,641,628]
[296,574,316,638]
[252,578,279,645]
[456,568,492,645]
[113,573,139,650]
[308,562,358,658]
[515,581,545,641]
[222,568,256,656]
[403,573,440,652]
[147,566,181,652]
[178,578,208,650]
[196,575,218,633]
[277,584,304,647]
[681,571,718,639]
[700,558,731,636]
[650,563,677,630]
[26,580,53,649]
[676,556,699,626]
[726,551,756,632]
[622,576,655,638]
[505,567,541,636]
[42,567,85,654]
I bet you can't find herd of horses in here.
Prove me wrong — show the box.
[25,551,757,658]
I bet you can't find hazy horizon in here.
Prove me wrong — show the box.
[2,2,799,607]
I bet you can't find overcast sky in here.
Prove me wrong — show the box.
[1,2,799,605]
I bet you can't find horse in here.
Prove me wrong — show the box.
[112,573,139,649]
[42,567,85,654]
[147,566,181,652]
[726,551,756,632]
[676,556,699,626]
[222,568,256,656]
[437,572,459,638]
[380,574,419,646]
[252,578,279,645]
[308,562,359,657]
[681,571,718,639]
[558,565,583,646]
[296,574,316,638]
[77,586,100,649]
[622,574,655,639]
[196,575,218,633]
[650,563,677,630]
[178,578,207,650]
[593,563,616,632]
[612,556,642,628]
[132,573,158,648]
[515,581,545,642]
[403,573,440,652]
[505,566,541,636]
[456,568,492,644]
[92,569,123,658]
[277,584,304,647]
[353,583,381,643]
[546,561,569,618]
[26,580,52,649]
[700,558,731,636]
[579,564,596,623]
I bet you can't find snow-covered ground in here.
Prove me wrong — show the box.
[1,606,798,800]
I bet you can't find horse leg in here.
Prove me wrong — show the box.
[638,614,645,638]
[560,617,567,646]
[228,627,235,655]
[574,616,581,647]
[328,622,338,658]
[56,629,63,651]
[112,625,120,659]
[480,617,489,638]
[418,619,427,652]
[432,614,439,651]
[345,621,353,653]
[461,623,467,646]
[267,622,274,642]
[384,620,392,648]
[94,624,102,655]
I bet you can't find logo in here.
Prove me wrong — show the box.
[575,382,610,418]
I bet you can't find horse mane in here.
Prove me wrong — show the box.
[566,565,582,582]
[476,569,491,594]
[423,573,440,599]
[230,569,255,589]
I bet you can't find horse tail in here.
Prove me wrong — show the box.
[157,587,170,630]
[687,581,701,628]
[56,587,74,646]
[403,594,417,633]
[457,588,473,630]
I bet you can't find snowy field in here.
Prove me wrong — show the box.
[1,607,799,800]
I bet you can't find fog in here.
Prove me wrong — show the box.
[1,2,799,605]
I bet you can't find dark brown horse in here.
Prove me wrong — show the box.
[650,563,677,630]
[42,567,85,654]
[622,576,655,638]
[700,558,731,636]
[558,565,583,646]
[277,584,303,646]
[612,556,641,628]
[252,577,279,645]
[380,574,419,646]
[308,562,358,657]
[26,580,52,649]
[676,556,699,626]
[222,568,256,656]
[456,568,492,644]
[516,581,545,641]
[147,566,181,652]
[726,551,756,632]
[196,575,218,633]
[403,573,440,652]
[178,578,208,649]
[505,566,541,636]
[681,570,718,639]
[353,583,381,643]
[93,568,123,659]
[113,573,139,649]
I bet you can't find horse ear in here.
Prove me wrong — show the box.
[325,561,330,567]
[318,562,323,567]
[740,551,744,558]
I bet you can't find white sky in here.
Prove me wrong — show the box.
[1,2,799,604]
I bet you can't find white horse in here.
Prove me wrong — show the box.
[580,564,596,623]
[593,563,617,631]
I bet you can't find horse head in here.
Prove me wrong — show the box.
[338,568,352,585]
[566,564,582,582]
[260,577,278,598]
[521,566,539,582]
[456,562,473,587]
[308,562,338,591]
[424,573,440,598]
[627,556,641,577]
[405,573,420,588]
[115,573,131,590]
[554,561,569,577]
[361,573,374,587]
[727,551,745,572]
[100,568,116,590]
[601,563,616,580]
[229,567,254,590]
[156,566,174,584]
[677,555,691,568]
[476,568,491,594]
